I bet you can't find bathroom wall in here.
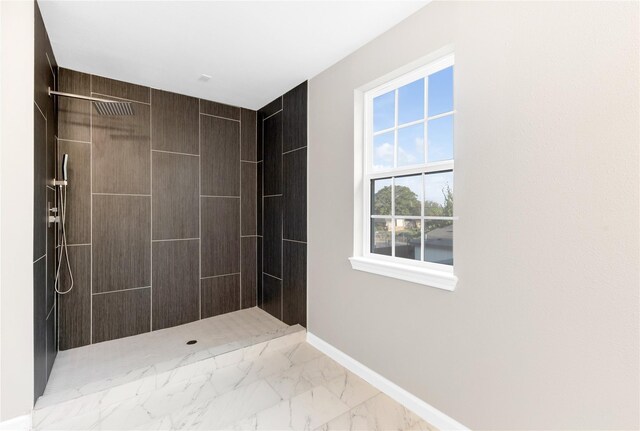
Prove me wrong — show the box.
[57,69,259,348]
[308,1,639,429]
[257,82,308,326]
[33,2,58,400]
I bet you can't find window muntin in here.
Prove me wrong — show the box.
[365,56,454,271]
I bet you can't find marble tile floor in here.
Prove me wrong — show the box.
[35,338,436,430]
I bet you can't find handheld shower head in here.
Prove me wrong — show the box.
[62,154,69,182]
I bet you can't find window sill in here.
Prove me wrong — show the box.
[348,256,457,291]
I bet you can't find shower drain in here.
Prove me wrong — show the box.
[186,340,197,345]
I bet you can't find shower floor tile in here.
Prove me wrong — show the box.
[43,307,287,399]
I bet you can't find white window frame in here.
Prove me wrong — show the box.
[349,53,458,291]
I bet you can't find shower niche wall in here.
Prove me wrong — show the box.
[56,68,308,349]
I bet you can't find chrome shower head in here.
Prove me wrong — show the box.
[93,100,135,116]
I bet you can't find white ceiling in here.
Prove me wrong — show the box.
[39,1,427,110]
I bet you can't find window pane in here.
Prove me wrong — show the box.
[373,91,395,132]
[397,123,424,167]
[424,171,453,216]
[427,115,453,162]
[394,174,422,216]
[398,79,424,125]
[424,220,453,265]
[428,66,453,116]
[371,218,392,256]
[395,219,421,261]
[373,131,394,170]
[371,178,392,216]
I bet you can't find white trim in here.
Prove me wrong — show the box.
[349,256,457,291]
[306,332,468,431]
[0,414,31,431]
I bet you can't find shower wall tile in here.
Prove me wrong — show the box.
[241,237,257,309]
[257,237,263,309]
[257,110,264,162]
[261,97,282,119]
[92,102,151,194]
[59,245,91,350]
[58,68,91,142]
[200,99,240,120]
[91,74,150,103]
[46,308,57,378]
[241,108,257,161]
[92,195,150,293]
[152,240,200,330]
[58,140,91,245]
[262,274,282,320]
[283,241,307,326]
[33,257,47,401]
[151,89,199,155]
[241,162,257,236]
[201,274,240,318]
[152,152,199,240]
[257,161,263,236]
[263,112,282,196]
[201,197,240,277]
[92,288,151,344]
[283,147,307,242]
[282,82,308,153]
[34,105,47,260]
[263,196,282,279]
[46,187,56,313]
[200,115,240,196]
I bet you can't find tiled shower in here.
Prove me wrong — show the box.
[54,69,308,353]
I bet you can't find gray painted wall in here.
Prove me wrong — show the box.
[307,2,639,429]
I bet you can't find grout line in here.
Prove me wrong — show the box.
[263,108,282,122]
[152,238,199,242]
[264,272,282,281]
[263,194,282,198]
[241,235,262,238]
[152,149,199,158]
[150,89,153,332]
[67,243,91,247]
[201,273,240,280]
[201,195,240,199]
[198,98,202,320]
[199,111,240,122]
[93,193,151,197]
[92,286,151,296]
[34,100,46,120]
[283,238,307,244]
[34,254,45,265]
[57,138,91,145]
[240,160,259,164]
[46,185,55,191]
[282,146,307,156]
[90,92,150,105]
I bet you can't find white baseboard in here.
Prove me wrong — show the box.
[0,413,31,431]
[307,332,468,431]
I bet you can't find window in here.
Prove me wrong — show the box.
[350,54,457,290]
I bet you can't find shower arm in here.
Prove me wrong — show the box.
[48,87,122,104]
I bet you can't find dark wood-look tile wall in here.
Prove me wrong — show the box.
[152,152,199,240]
[91,74,150,103]
[59,245,91,350]
[58,141,91,244]
[201,197,240,277]
[200,115,240,197]
[283,148,307,242]
[283,241,307,326]
[258,83,307,325]
[151,90,199,155]
[257,237,263,309]
[92,288,151,343]
[201,274,240,318]
[263,196,282,279]
[92,102,151,194]
[241,237,257,309]
[57,67,260,349]
[263,112,282,196]
[34,3,58,399]
[92,195,151,293]
[200,100,240,120]
[152,240,200,330]
[283,82,308,153]
[241,162,257,236]
[58,68,91,142]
